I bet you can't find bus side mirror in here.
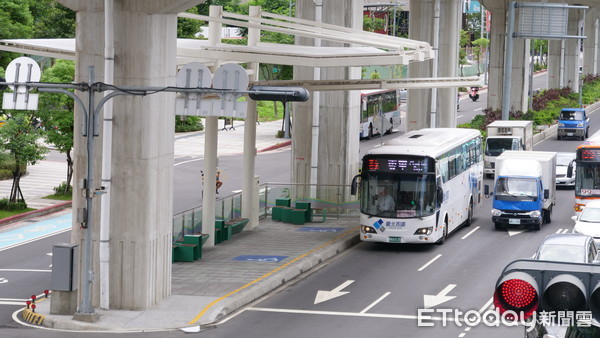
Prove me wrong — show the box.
[437,188,444,204]
[350,174,361,195]
[567,161,575,177]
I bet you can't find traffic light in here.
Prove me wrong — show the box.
[493,259,600,322]
[248,85,310,102]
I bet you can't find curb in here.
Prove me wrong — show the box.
[257,140,291,153]
[22,308,45,325]
[0,201,72,227]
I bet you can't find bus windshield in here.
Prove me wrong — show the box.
[576,162,600,196]
[360,172,437,218]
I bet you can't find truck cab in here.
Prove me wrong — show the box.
[557,108,589,140]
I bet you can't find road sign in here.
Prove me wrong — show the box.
[3,56,40,110]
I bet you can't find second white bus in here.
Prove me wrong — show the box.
[351,128,483,244]
[360,89,402,139]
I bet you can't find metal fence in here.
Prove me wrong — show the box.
[172,182,359,241]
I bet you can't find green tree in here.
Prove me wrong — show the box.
[0,0,34,68]
[472,38,489,76]
[37,59,75,193]
[28,0,75,38]
[0,113,47,204]
[178,7,204,38]
[363,15,385,32]
[458,30,470,76]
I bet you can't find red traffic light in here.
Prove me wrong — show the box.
[494,272,539,319]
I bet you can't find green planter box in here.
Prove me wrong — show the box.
[226,218,249,235]
[272,206,283,221]
[276,198,291,207]
[291,209,306,225]
[281,207,293,223]
[182,234,209,260]
[173,243,198,262]
[215,220,225,244]
[294,202,312,222]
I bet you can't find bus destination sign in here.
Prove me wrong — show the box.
[579,148,600,161]
[366,157,430,173]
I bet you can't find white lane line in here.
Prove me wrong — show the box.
[418,254,442,272]
[461,226,480,240]
[0,301,26,306]
[457,115,463,119]
[478,297,494,314]
[360,292,391,314]
[174,158,201,167]
[248,306,461,321]
[474,108,483,111]
[0,269,51,273]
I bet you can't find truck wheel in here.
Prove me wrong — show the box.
[494,223,505,230]
[532,222,541,231]
[544,208,552,224]
[581,135,585,141]
[557,135,562,140]
[586,128,589,138]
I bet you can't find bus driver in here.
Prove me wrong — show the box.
[377,187,395,212]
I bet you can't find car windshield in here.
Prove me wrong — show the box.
[560,111,584,120]
[556,153,575,166]
[580,207,600,223]
[495,177,537,198]
[537,244,585,263]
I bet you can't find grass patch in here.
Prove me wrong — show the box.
[42,193,72,201]
[0,208,35,219]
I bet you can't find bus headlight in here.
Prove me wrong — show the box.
[414,227,433,235]
[529,210,541,218]
[575,204,585,212]
[491,208,502,217]
[361,225,377,234]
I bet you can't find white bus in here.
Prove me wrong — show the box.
[351,128,483,244]
[360,89,402,139]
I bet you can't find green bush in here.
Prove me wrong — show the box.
[175,116,203,132]
[53,181,72,195]
[0,152,26,180]
[0,198,27,211]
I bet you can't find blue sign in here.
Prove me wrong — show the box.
[464,0,481,13]
[233,255,288,262]
[296,227,346,233]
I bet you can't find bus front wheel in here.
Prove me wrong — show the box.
[465,200,473,227]
[436,219,448,245]
[387,118,393,134]
[368,124,374,139]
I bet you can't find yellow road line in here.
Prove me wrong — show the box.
[187,226,359,325]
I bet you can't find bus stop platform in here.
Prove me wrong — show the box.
[29,211,360,332]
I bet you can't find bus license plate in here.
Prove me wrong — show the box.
[567,133,573,136]
[509,219,521,225]
[389,237,402,243]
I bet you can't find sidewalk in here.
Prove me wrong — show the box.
[31,212,359,331]
[1,119,361,332]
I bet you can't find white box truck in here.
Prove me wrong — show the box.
[484,151,556,231]
[484,120,534,177]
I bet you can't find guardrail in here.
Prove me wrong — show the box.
[172,182,359,241]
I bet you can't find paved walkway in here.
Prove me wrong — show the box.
[0,118,362,332]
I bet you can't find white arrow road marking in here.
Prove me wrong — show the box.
[424,284,457,309]
[0,278,7,284]
[508,229,527,236]
[314,280,354,305]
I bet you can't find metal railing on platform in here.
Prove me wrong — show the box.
[172,182,359,241]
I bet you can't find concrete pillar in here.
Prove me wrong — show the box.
[583,8,600,76]
[407,0,461,130]
[564,9,582,92]
[483,1,529,113]
[292,0,361,191]
[548,40,562,89]
[57,0,201,312]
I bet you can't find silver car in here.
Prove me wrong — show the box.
[572,200,600,248]
[533,233,598,264]
[555,152,576,187]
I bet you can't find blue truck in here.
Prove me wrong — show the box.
[485,151,556,231]
[557,107,589,140]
